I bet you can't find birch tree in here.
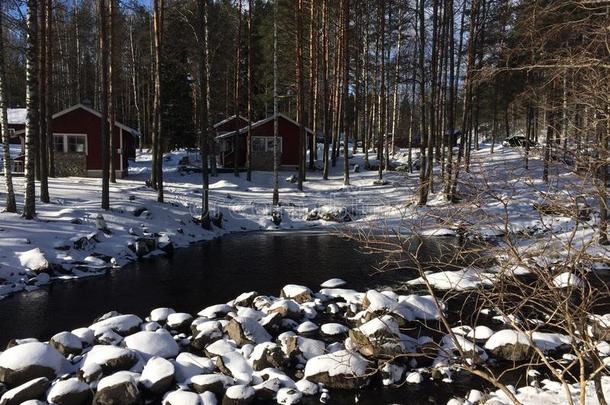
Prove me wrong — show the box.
[0,0,16,213]
[100,0,110,210]
[24,0,39,219]
[198,0,211,228]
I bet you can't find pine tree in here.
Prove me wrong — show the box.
[24,0,39,219]
[0,0,16,213]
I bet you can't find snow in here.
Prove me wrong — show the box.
[97,371,139,391]
[47,378,90,403]
[163,390,201,405]
[280,284,312,299]
[297,321,319,334]
[17,248,49,272]
[405,371,423,384]
[0,342,68,375]
[224,384,255,400]
[552,272,584,288]
[124,330,180,359]
[398,294,442,320]
[484,329,531,351]
[320,323,348,336]
[173,352,214,383]
[277,387,303,404]
[150,307,176,323]
[141,356,175,389]
[219,351,253,385]
[89,314,142,335]
[231,316,272,344]
[71,328,94,345]
[198,304,233,319]
[7,108,27,124]
[320,278,346,288]
[407,268,495,291]
[531,332,571,352]
[465,326,494,341]
[363,290,399,312]
[304,350,369,378]
[81,345,135,369]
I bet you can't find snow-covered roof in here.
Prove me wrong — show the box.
[7,109,27,125]
[212,115,249,129]
[215,113,313,140]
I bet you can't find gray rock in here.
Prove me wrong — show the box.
[0,377,49,405]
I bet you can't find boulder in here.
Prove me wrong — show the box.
[280,285,312,304]
[248,343,285,371]
[162,390,201,405]
[150,308,176,324]
[124,331,180,359]
[0,377,49,405]
[141,357,175,395]
[189,374,234,395]
[348,315,402,357]
[89,314,143,336]
[226,317,271,347]
[92,372,141,405]
[46,378,92,405]
[304,350,369,389]
[0,342,68,386]
[166,313,193,333]
[215,351,253,385]
[81,345,137,374]
[222,385,255,405]
[276,387,303,405]
[172,353,214,384]
[484,330,533,361]
[50,332,83,356]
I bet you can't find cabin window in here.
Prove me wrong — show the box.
[7,128,15,137]
[252,136,282,153]
[53,134,88,154]
[67,135,86,153]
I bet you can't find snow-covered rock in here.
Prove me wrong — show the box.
[304,350,369,389]
[280,284,312,303]
[150,307,176,323]
[552,272,584,289]
[226,316,271,346]
[93,371,140,404]
[17,248,49,273]
[224,384,255,404]
[0,377,49,405]
[276,387,303,405]
[141,356,175,394]
[50,331,83,356]
[162,390,201,405]
[46,377,92,405]
[407,268,494,291]
[89,314,143,336]
[484,330,533,361]
[124,330,180,359]
[81,345,137,373]
[172,352,214,383]
[189,374,234,395]
[320,278,346,288]
[0,342,69,386]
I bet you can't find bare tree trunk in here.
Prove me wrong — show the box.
[38,0,49,203]
[308,0,317,170]
[233,0,241,177]
[377,0,386,183]
[129,23,142,152]
[198,0,211,228]
[272,0,279,206]
[109,0,117,183]
[0,0,16,213]
[321,0,330,180]
[246,0,253,181]
[296,0,306,191]
[100,0,110,210]
[46,0,54,178]
[24,0,39,219]
[417,0,428,205]
[390,3,403,158]
[342,0,350,186]
[153,0,164,202]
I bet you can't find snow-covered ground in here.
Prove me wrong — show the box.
[1,143,609,298]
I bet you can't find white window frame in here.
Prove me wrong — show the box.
[252,136,282,153]
[53,133,88,155]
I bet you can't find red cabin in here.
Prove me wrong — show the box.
[9,104,139,178]
[215,113,312,170]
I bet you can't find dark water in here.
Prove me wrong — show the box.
[0,231,483,404]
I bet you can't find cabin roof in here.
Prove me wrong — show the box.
[215,113,313,140]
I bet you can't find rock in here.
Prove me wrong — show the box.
[166,313,193,332]
[71,328,94,346]
[252,378,281,400]
[96,330,124,346]
[226,317,271,347]
[216,351,253,385]
[348,315,402,357]
[173,353,214,383]
[141,357,175,395]
[266,300,301,320]
[381,362,405,386]
[320,279,346,288]
[304,350,369,389]
[192,321,224,350]
[284,336,325,362]
[130,237,156,257]
[124,330,180,359]
[0,377,49,405]
[92,372,141,405]
[81,345,137,374]
[276,387,302,405]
[150,308,176,324]
[295,379,318,396]
[17,248,50,273]
[296,321,318,336]
[198,304,233,320]
[248,343,285,371]
[484,330,533,361]
[189,374,234,395]
[0,342,69,386]
[280,285,312,304]
[320,323,348,339]
[89,314,143,336]
[222,385,255,405]
[232,292,258,307]
[78,363,102,384]
[50,332,83,356]
[46,378,92,405]
[466,326,494,342]
[162,390,201,405]
[405,371,423,384]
